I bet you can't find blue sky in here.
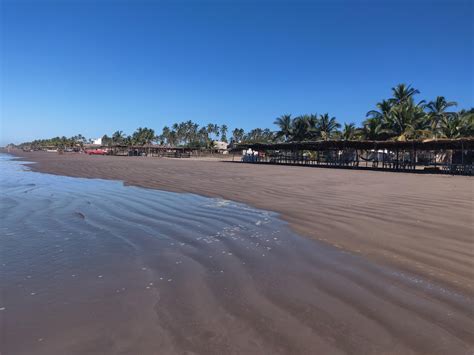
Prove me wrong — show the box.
[1,0,473,145]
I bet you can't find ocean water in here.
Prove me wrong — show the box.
[0,153,472,355]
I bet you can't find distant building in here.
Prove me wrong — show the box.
[214,141,228,151]
[92,137,102,145]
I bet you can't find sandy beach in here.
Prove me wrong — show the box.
[2,150,473,354]
[12,151,473,293]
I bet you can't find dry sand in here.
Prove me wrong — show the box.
[4,150,474,354]
[12,151,473,294]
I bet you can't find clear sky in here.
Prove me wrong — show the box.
[1,0,473,145]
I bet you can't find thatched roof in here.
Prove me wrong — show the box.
[234,138,474,152]
[106,145,201,151]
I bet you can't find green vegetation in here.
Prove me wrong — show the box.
[274,84,473,142]
[15,84,473,150]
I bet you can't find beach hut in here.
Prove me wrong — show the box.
[233,138,474,175]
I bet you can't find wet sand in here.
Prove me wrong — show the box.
[12,151,474,293]
[2,151,473,354]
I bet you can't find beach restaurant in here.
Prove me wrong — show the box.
[106,144,228,158]
[233,138,474,175]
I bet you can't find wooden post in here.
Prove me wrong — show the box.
[373,143,377,168]
[396,148,399,170]
[381,147,385,169]
[413,146,416,171]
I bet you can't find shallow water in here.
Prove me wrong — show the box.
[0,154,472,354]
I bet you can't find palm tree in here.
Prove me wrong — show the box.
[132,127,155,145]
[213,124,220,139]
[367,88,429,141]
[74,134,87,148]
[197,127,208,146]
[262,128,274,142]
[366,99,392,122]
[168,131,177,146]
[102,134,113,147]
[291,116,310,141]
[426,96,457,137]
[359,117,384,140]
[383,102,429,141]
[220,124,228,142]
[160,126,171,145]
[306,114,320,139]
[232,128,245,143]
[242,128,273,143]
[458,109,474,136]
[426,96,457,115]
[274,114,293,141]
[206,123,214,137]
[390,84,420,105]
[112,130,126,145]
[438,110,474,138]
[438,114,463,138]
[124,135,132,146]
[318,113,340,140]
[342,123,356,140]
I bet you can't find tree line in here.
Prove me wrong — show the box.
[15,84,473,150]
[273,84,473,142]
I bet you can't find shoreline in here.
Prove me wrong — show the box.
[3,153,473,354]
[7,150,474,296]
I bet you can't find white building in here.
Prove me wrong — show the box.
[214,141,228,151]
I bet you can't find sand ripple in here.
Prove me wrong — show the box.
[0,154,473,354]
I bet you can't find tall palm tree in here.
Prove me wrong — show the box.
[426,96,457,114]
[189,122,199,144]
[318,113,341,140]
[426,96,458,137]
[168,131,177,146]
[160,126,171,145]
[198,127,208,146]
[206,123,214,135]
[232,128,245,143]
[213,124,220,139]
[220,124,228,142]
[274,114,293,141]
[366,99,392,122]
[306,114,320,139]
[112,130,126,145]
[172,123,180,140]
[390,84,420,105]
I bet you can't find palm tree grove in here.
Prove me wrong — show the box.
[16,84,474,150]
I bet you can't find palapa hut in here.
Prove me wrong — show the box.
[233,138,474,175]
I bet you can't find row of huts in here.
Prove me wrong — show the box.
[233,138,474,175]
